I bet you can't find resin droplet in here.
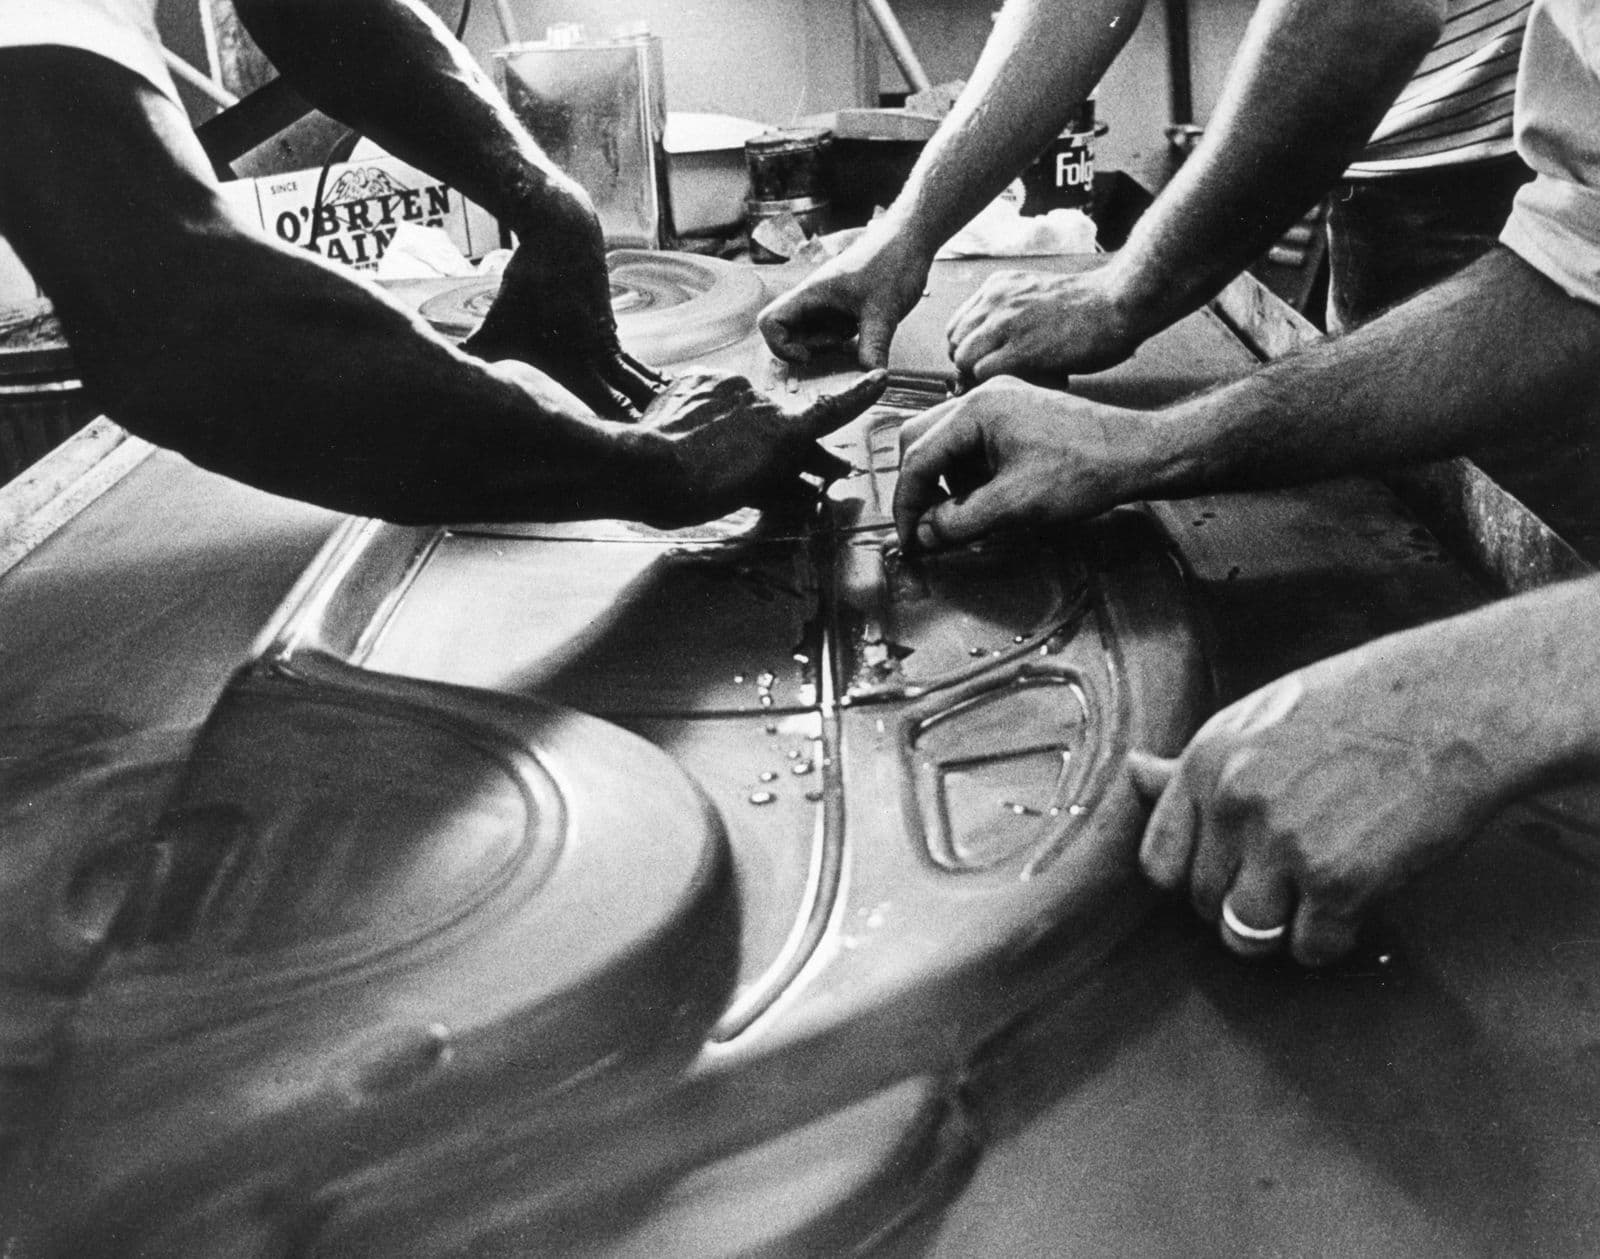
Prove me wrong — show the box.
[804,790,824,803]
[756,670,776,688]
[791,760,814,776]
[1002,801,1040,816]
[759,770,778,783]
[748,791,777,806]
[733,673,747,685]
[968,646,988,658]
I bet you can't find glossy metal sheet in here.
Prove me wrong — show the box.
[7,278,1217,1255]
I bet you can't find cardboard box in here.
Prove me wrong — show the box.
[225,153,500,271]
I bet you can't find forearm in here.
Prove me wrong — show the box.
[1139,247,1600,496]
[232,0,585,237]
[1350,573,1600,798]
[1104,0,1442,338]
[0,52,638,524]
[94,230,638,524]
[885,0,1142,256]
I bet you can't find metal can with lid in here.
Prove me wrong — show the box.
[1020,98,1106,217]
[744,127,834,262]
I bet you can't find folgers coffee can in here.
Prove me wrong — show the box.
[1021,99,1104,217]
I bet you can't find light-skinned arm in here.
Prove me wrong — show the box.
[1130,571,1600,966]
[895,244,1600,965]
[759,0,1143,368]
[946,0,1445,378]
[895,246,1598,548]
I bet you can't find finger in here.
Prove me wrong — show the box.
[950,323,1005,377]
[761,304,859,365]
[800,443,853,481]
[796,369,889,441]
[607,350,669,413]
[892,405,978,548]
[1138,758,1201,891]
[971,344,1031,384]
[1126,750,1178,800]
[1187,803,1242,923]
[857,312,896,370]
[571,368,639,423]
[909,483,1019,551]
[757,304,812,364]
[944,290,984,353]
[1289,903,1364,968]
[1218,861,1295,961]
[944,458,990,502]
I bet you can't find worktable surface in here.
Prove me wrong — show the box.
[3,261,1598,1257]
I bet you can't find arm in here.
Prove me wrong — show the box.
[895,246,1600,548]
[945,0,1445,378]
[1131,573,1600,966]
[759,0,1143,368]
[0,53,880,525]
[231,0,662,418]
[898,243,1600,967]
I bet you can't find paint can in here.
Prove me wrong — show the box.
[744,128,833,261]
[1020,99,1104,217]
[494,26,674,248]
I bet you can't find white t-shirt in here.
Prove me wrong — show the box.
[0,0,182,105]
[1500,0,1600,307]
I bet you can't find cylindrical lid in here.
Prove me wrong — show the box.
[0,298,75,380]
[745,128,834,202]
[745,194,830,216]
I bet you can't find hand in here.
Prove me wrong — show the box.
[463,184,666,420]
[1129,635,1512,967]
[946,264,1148,381]
[632,368,887,526]
[892,377,1155,551]
[758,224,933,369]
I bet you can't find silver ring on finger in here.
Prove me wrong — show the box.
[1221,899,1287,943]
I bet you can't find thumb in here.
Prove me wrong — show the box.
[1125,750,1179,799]
[758,299,812,364]
[910,482,1016,551]
[856,311,897,370]
[796,369,889,441]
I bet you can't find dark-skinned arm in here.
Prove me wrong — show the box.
[231,0,663,418]
[0,53,880,526]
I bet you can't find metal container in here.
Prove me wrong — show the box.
[494,27,673,249]
[0,300,96,485]
[1020,99,1106,218]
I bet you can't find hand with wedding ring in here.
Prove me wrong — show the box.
[1123,625,1520,966]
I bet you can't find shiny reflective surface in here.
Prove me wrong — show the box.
[417,250,768,364]
[5,388,1210,1254]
